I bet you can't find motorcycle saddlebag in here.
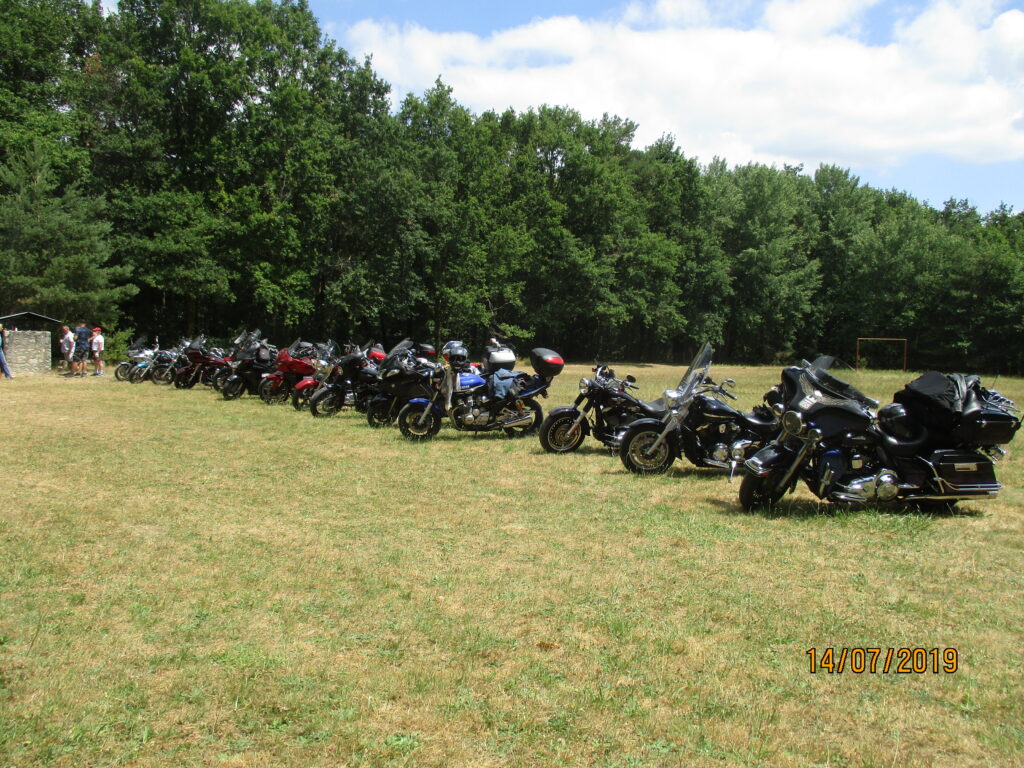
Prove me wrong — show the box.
[928,449,998,491]
[952,407,1020,446]
[529,348,564,378]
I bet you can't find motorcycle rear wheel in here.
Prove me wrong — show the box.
[619,425,674,475]
[738,471,787,511]
[258,377,289,405]
[538,410,587,453]
[502,398,542,438]
[309,388,343,418]
[366,399,394,428]
[397,403,441,440]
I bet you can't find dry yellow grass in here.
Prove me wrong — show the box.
[1,364,1022,767]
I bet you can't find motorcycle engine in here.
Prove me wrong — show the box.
[820,449,901,502]
[453,399,490,426]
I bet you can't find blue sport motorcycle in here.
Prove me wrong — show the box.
[395,344,564,440]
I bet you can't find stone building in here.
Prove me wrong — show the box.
[5,330,52,375]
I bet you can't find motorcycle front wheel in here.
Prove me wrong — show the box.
[152,365,174,385]
[291,387,314,411]
[738,471,788,511]
[222,377,245,401]
[538,410,587,453]
[128,365,148,383]
[309,388,343,418]
[211,367,231,392]
[114,362,132,381]
[619,425,675,475]
[397,403,442,441]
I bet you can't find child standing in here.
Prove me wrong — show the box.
[90,327,105,376]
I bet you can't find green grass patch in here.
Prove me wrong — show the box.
[1,365,1022,766]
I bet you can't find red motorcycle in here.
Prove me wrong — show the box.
[258,339,325,405]
[172,335,230,389]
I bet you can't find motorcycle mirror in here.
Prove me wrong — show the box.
[626,374,636,383]
[723,378,736,388]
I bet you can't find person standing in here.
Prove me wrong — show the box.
[0,324,13,379]
[71,321,91,377]
[90,327,105,376]
[59,325,74,372]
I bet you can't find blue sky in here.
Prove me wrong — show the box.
[309,0,1023,214]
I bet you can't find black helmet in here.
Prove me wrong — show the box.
[442,341,469,367]
[879,402,917,440]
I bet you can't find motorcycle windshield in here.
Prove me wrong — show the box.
[188,335,206,349]
[674,341,714,404]
[801,357,879,409]
[384,338,414,363]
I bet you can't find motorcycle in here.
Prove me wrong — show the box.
[739,358,1021,510]
[538,364,647,453]
[258,338,327,405]
[365,339,439,427]
[394,344,564,441]
[307,342,384,418]
[172,335,230,389]
[150,339,189,385]
[617,342,780,476]
[222,332,278,400]
[290,340,343,411]
[114,336,156,382]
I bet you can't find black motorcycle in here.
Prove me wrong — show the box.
[617,342,780,476]
[537,364,648,453]
[308,343,383,418]
[365,340,438,427]
[221,331,278,400]
[740,358,1020,510]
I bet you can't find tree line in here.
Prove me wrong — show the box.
[2,0,1022,372]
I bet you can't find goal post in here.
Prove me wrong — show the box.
[855,337,908,371]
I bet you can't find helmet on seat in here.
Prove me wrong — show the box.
[878,402,918,440]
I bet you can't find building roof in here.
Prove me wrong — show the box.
[0,311,65,325]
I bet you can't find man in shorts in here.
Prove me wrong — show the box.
[59,325,74,372]
[90,327,105,376]
[71,321,91,376]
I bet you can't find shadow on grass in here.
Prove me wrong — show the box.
[707,496,984,520]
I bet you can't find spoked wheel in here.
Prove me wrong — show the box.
[309,388,343,418]
[152,365,175,385]
[366,399,394,428]
[128,365,148,383]
[619,426,675,475]
[397,402,442,441]
[258,377,289,405]
[538,410,587,453]
[738,471,787,511]
[114,362,132,381]
[502,398,543,438]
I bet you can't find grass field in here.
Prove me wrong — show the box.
[2,363,1023,767]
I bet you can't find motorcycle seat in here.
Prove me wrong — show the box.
[876,426,930,457]
[738,410,778,434]
[637,398,668,417]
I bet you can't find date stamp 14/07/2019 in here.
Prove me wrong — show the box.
[806,647,959,674]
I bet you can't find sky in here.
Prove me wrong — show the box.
[307,0,1024,214]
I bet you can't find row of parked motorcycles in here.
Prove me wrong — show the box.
[115,333,1020,511]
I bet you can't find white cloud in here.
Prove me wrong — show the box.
[339,1,1024,170]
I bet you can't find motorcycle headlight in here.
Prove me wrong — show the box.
[782,410,805,436]
[579,377,591,394]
